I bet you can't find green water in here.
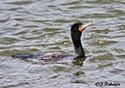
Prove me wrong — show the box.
[0,0,125,88]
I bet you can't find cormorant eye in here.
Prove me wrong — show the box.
[79,25,82,28]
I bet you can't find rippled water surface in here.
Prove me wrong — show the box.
[0,0,125,88]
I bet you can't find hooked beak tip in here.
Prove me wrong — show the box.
[82,22,92,29]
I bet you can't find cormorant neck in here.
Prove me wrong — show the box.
[71,33,85,57]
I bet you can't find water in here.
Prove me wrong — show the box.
[0,0,125,88]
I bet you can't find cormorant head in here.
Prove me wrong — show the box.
[71,22,91,40]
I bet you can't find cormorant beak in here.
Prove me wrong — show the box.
[79,22,91,32]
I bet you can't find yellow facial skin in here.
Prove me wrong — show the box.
[78,24,84,32]
[78,22,92,32]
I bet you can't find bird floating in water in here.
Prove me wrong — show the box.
[11,22,91,61]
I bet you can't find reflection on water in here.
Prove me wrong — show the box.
[72,59,85,66]
[0,0,125,88]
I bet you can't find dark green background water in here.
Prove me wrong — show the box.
[0,0,125,88]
